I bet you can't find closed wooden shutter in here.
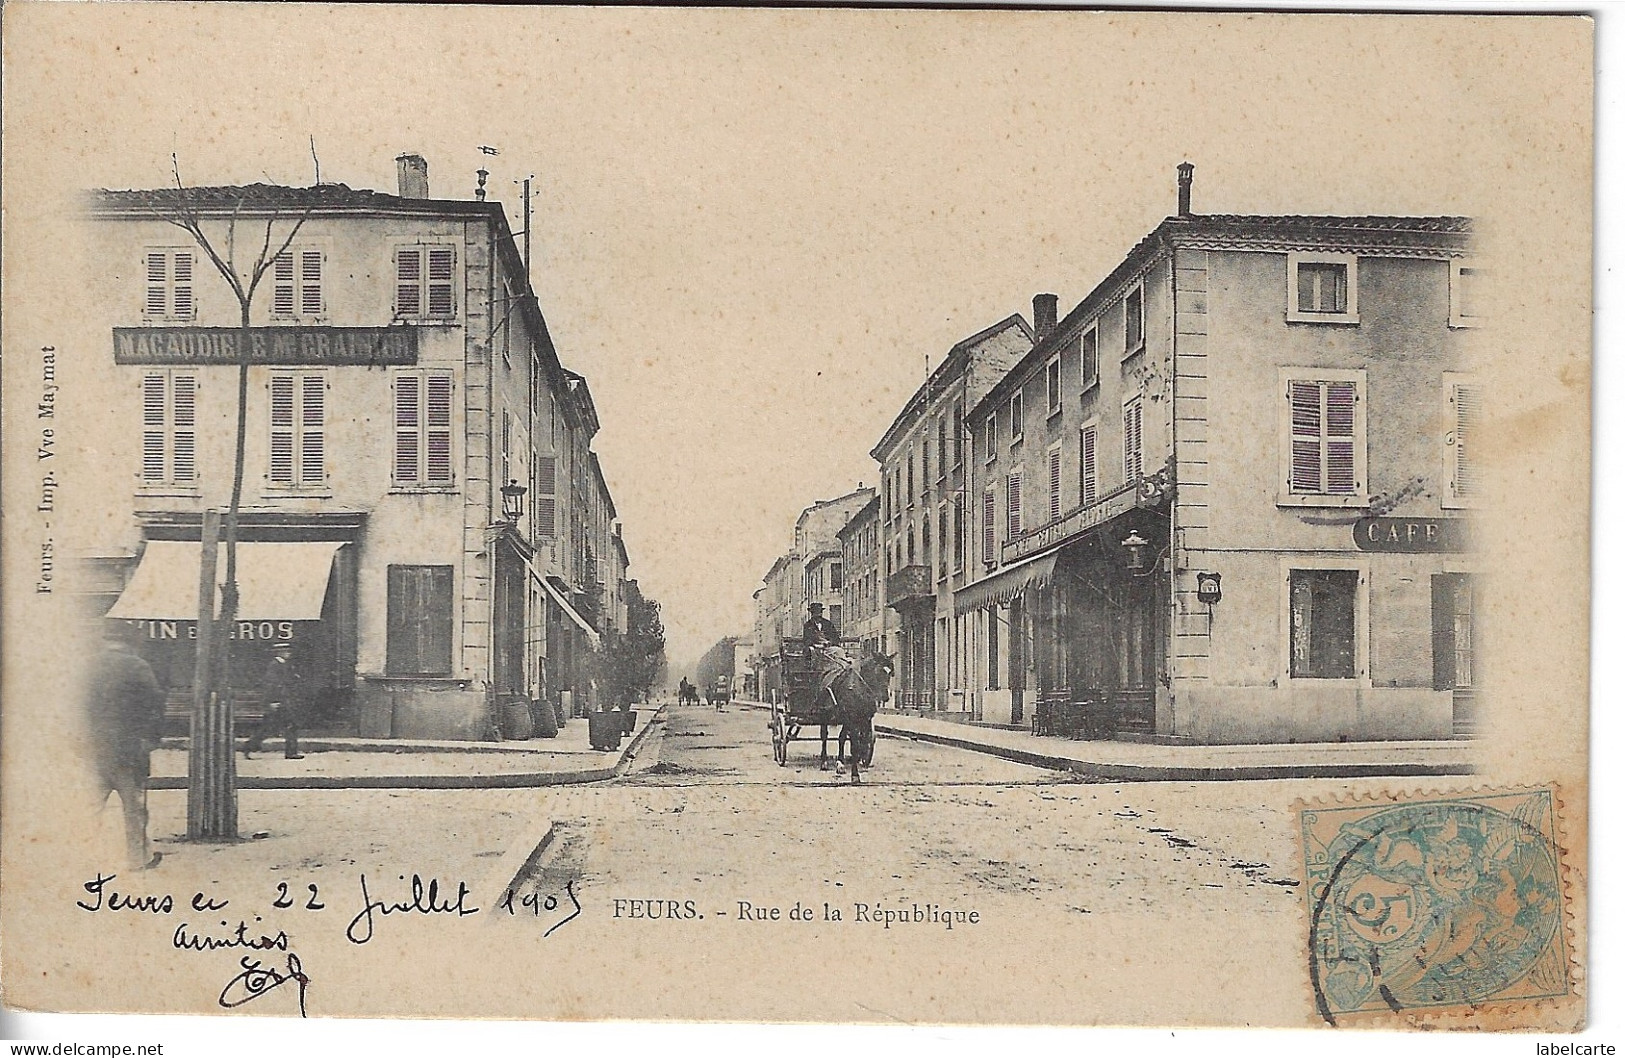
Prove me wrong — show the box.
[1048,446,1062,522]
[172,375,196,482]
[1081,424,1098,505]
[273,252,296,316]
[1289,381,1323,492]
[427,247,456,318]
[394,373,420,483]
[981,491,995,563]
[268,375,296,485]
[1123,399,1143,481]
[1325,382,1357,494]
[1006,471,1022,537]
[171,253,193,318]
[536,454,557,537]
[300,250,323,316]
[1431,574,1455,691]
[387,565,455,675]
[1449,382,1480,502]
[141,374,166,481]
[395,249,422,317]
[146,253,168,317]
[425,374,453,482]
[300,374,325,484]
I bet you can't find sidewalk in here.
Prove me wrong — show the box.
[736,700,1472,780]
[146,705,665,789]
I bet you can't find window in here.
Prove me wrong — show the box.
[1005,471,1023,538]
[535,454,557,538]
[1047,442,1063,523]
[139,371,197,487]
[1080,421,1099,506]
[1010,391,1024,444]
[396,245,457,319]
[1122,396,1143,482]
[144,250,195,320]
[953,403,964,467]
[953,497,965,571]
[1289,568,1359,679]
[981,490,996,565]
[1080,327,1099,393]
[1124,284,1145,355]
[984,416,997,463]
[1443,374,1480,508]
[937,417,949,482]
[829,605,842,633]
[268,372,326,487]
[394,371,455,486]
[272,248,324,318]
[1450,260,1485,327]
[1432,573,1475,691]
[386,564,454,675]
[1282,370,1366,504]
[1287,252,1359,324]
[938,507,949,579]
[831,562,843,591]
[922,519,932,573]
[1046,356,1062,415]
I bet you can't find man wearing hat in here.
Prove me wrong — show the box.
[84,621,166,869]
[244,641,305,760]
[803,603,849,704]
[802,603,839,649]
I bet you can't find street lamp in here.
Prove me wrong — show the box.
[1120,529,1151,573]
[501,479,527,523]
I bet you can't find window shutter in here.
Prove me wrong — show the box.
[141,374,166,481]
[1431,574,1455,691]
[172,375,196,482]
[981,491,995,563]
[425,374,454,482]
[300,250,323,316]
[953,497,964,569]
[273,252,296,316]
[1289,381,1323,492]
[1451,382,1479,502]
[172,253,193,318]
[394,374,420,483]
[1124,400,1143,481]
[300,374,325,484]
[425,566,454,674]
[1048,446,1062,522]
[1081,425,1098,505]
[427,247,456,318]
[1324,381,1357,494]
[396,248,422,317]
[268,375,295,484]
[146,253,167,317]
[387,566,413,674]
[1006,472,1022,537]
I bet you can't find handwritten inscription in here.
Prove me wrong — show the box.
[218,954,310,1017]
[344,873,479,945]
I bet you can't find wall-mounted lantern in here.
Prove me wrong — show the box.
[501,479,527,523]
[1120,530,1151,573]
[1196,571,1223,606]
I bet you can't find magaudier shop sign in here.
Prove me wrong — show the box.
[1353,516,1470,553]
[114,326,418,366]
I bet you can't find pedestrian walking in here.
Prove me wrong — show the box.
[84,622,166,870]
[243,641,305,759]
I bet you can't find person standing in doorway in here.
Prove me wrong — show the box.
[244,641,305,760]
[84,622,166,870]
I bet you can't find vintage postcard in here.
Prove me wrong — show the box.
[0,2,1593,1041]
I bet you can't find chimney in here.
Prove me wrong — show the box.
[1033,293,1059,341]
[1177,161,1195,217]
[396,153,429,199]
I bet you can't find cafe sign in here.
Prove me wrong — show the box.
[1353,517,1470,553]
[114,326,418,366]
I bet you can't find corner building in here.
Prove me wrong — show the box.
[961,173,1480,743]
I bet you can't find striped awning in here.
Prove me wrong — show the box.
[105,540,343,621]
[952,552,1060,615]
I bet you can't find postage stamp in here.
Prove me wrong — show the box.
[1299,787,1572,1026]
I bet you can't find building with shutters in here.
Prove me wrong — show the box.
[956,166,1479,744]
[77,156,627,740]
[869,313,1034,713]
[836,495,882,660]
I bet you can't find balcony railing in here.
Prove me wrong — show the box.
[886,564,933,607]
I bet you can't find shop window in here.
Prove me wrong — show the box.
[272,248,324,318]
[395,245,457,320]
[1080,421,1099,506]
[1287,252,1359,324]
[1281,369,1366,506]
[1450,260,1485,328]
[140,371,198,487]
[268,371,326,488]
[1443,374,1480,508]
[1289,568,1358,679]
[1432,573,1475,690]
[393,371,455,486]
[386,565,454,676]
[144,249,195,321]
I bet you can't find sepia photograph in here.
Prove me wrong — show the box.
[0,1,1599,1049]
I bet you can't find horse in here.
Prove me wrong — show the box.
[677,680,700,707]
[824,651,893,784]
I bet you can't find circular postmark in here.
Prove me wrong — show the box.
[1308,798,1562,1021]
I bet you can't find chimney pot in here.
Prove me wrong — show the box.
[1177,161,1195,217]
[1033,293,1059,340]
[396,153,429,199]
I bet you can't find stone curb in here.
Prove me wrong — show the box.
[146,706,667,790]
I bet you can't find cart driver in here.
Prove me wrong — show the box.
[803,603,839,649]
[804,604,851,702]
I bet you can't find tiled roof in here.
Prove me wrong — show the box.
[1188,214,1472,234]
[90,183,494,215]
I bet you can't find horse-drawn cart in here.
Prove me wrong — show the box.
[771,637,877,769]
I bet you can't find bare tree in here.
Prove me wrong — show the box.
[145,156,314,838]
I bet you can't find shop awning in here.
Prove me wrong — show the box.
[953,552,1060,615]
[105,540,344,621]
[523,558,602,648]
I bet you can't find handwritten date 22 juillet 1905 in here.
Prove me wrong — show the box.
[75,870,581,1015]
